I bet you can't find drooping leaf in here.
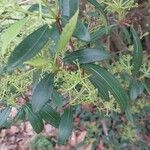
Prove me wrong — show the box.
[56,10,79,57]
[129,80,144,101]
[73,20,90,42]
[51,89,64,108]
[0,107,11,128]
[5,24,51,72]
[82,64,128,111]
[0,18,27,55]
[24,103,44,134]
[130,27,143,74]
[59,0,79,18]
[32,73,54,112]
[58,107,73,145]
[40,104,61,128]
[64,48,111,64]
[91,25,115,42]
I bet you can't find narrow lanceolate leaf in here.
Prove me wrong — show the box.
[91,25,115,42]
[40,104,61,128]
[5,24,51,72]
[64,48,111,64]
[82,64,128,111]
[129,80,144,101]
[58,107,73,145]
[56,10,79,57]
[130,27,143,74]
[59,0,79,18]
[24,104,44,134]
[32,73,54,112]
[1,18,27,55]
[73,20,90,42]
[0,107,11,128]
[51,89,64,108]
[89,77,110,100]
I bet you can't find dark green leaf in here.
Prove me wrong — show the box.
[81,64,128,111]
[15,107,25,121]
[48,23,60,56]
[73,20,90,42]
[24,103,44,134]
[51,90,64,108]
[129,80,144,101]
[58,107,73,145]
[32,73,54,112]
[0,107,11,128]
[40,104,61,128]
[59,0,79,18]
[5,24,51,72]
[64,48,111,64]
[89,77,110,100]
[130,27,143,74]
[87,0,107,24]
[91,25,115,42]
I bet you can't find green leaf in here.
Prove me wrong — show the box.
[24,104,44,134]
[5,24,51,72]
[56,10,79,57]
[58,107,73,145]
[15,107,25,121]
[40,104,61,128]
[28,4,49,14]
[51,89,64,108]
[0,18,27,55]
[87,0,107,24]
[129,80,144,101]
[48,23,60,57]
[91,25,115,42]
[89,77,110,100]
[82,64,128,111]
[64,48,111,64]
[59,0,79,18]
[32,73,54,112]
[0,107,11,128]
[73,20,90,42]
[130,27,143,74]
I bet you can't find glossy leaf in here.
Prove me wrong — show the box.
[0,107,11,128]
[56,10,79,56]
[131,27,143,74]
[64,48,111,64]
[59,0,79,18]
[129,80,144,101]
[58,107,73,145]
[89,77,110,100]
[32,73,54,112]
[91,25,115,42]
[51,89,64,108]
[82,64,128,111]
[48,23,60,56]
[73,20,90,42]
[40,104,61,128]
[24,104,44,134]
[1,18,27,55]
[5,24,51,72]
